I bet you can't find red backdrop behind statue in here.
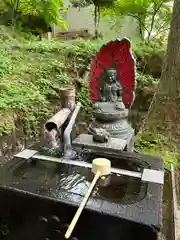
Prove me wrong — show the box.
[89,38,136,109]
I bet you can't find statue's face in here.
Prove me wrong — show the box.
[107,69,116,83]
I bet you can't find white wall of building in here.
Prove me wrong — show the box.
[54,4,141,40]
[120,16,140,39]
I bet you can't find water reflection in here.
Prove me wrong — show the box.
[12,158,147,205]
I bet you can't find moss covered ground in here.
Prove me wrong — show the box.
[1,26,168,159]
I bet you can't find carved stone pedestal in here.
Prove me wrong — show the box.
[88,102,134,152]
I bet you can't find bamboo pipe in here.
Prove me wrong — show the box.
[65,158,111,239]
[45,108,71,132]
[45,86,75,132]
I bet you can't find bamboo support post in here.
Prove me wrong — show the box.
[60,86,76,111]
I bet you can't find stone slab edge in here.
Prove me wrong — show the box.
[72,133,127,152]
[171,164,180,240]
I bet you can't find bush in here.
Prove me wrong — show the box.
[136,72,159,88]
[132,39,165,58]
[135,134,180,168]
[0,27,165,137]
[0,25,37,46]
[0,34,104,137]
[133,40,165,78]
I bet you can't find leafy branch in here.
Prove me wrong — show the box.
[0,0,67,27]
[101,0,172,42]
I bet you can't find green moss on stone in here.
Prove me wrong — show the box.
[135,133,180,168]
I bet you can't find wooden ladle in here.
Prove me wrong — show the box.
[65,158,111,239]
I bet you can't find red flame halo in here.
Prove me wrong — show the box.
[89,38,136,108]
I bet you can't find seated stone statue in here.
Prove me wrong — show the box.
[100,68,122,103]
[88,38,135,147]
[89,68,132,141]
[93,68,126,117]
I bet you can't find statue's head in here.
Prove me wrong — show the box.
[106,69,117,83]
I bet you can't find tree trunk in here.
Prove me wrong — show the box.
[138,13,146,40]
[140,0,180,148]
[12,0,20,28]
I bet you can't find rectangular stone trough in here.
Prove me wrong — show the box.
[0,142,164,240]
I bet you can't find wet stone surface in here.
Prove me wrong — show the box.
[0,191,160,240]
[0,147,163,230]
[6,158,146,205]
[72,134,127,153]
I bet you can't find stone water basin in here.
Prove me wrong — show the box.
[0,148,164,240]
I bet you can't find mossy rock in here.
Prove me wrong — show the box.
[136,51,164,78]
[135,133,180,168]
[144,52,164,78]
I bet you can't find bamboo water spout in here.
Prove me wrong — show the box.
[44,108,71,147]
[45,108,71,132]
[44,86,76,148]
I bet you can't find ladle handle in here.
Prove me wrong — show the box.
[65,170,101,239]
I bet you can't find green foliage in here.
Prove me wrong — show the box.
[0,44,68,137]
[102,0,150,15]
[19,0,67,26]
[0,29,104,137]
[0,25,36,45]
[0,0,67,28]
[132,39,165,62]
[22,39,104,56]
[136,72,159,88]
[76,82,92,107]
[144,0,172,41]
[0,26,166,138]
[71,0,116,8]
[101,0,172,41]
[133,40,165,77]
[135,134,180,168]
[0,115,14,136]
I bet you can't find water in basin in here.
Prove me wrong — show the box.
[11,155,147,205]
